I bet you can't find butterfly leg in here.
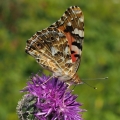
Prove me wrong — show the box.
[41,75,53,85]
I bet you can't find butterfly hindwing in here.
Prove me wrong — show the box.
[26,27,73,74]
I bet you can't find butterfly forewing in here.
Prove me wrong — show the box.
[25,6,84,84]
[50,6,84,70]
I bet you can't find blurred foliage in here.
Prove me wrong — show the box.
[0,0,120,120]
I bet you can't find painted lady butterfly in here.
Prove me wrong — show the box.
[25,6,84,84]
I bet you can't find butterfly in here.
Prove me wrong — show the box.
[25,6,84,84]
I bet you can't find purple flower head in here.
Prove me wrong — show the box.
[17,74,85,120]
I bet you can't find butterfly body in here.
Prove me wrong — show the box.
[25,6,84,84]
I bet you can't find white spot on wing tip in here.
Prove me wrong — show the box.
[76,11,82,14]
[79,16,84,22]
[72,28,84,37]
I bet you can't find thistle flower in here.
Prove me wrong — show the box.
[17,74,85,120]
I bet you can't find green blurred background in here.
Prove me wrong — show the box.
[0,0,120,120]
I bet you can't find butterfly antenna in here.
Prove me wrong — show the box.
[81,77,108,89]
[81,81,97,89]
[82,77,108,80]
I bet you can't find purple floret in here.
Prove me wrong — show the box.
[23,74,85,120]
